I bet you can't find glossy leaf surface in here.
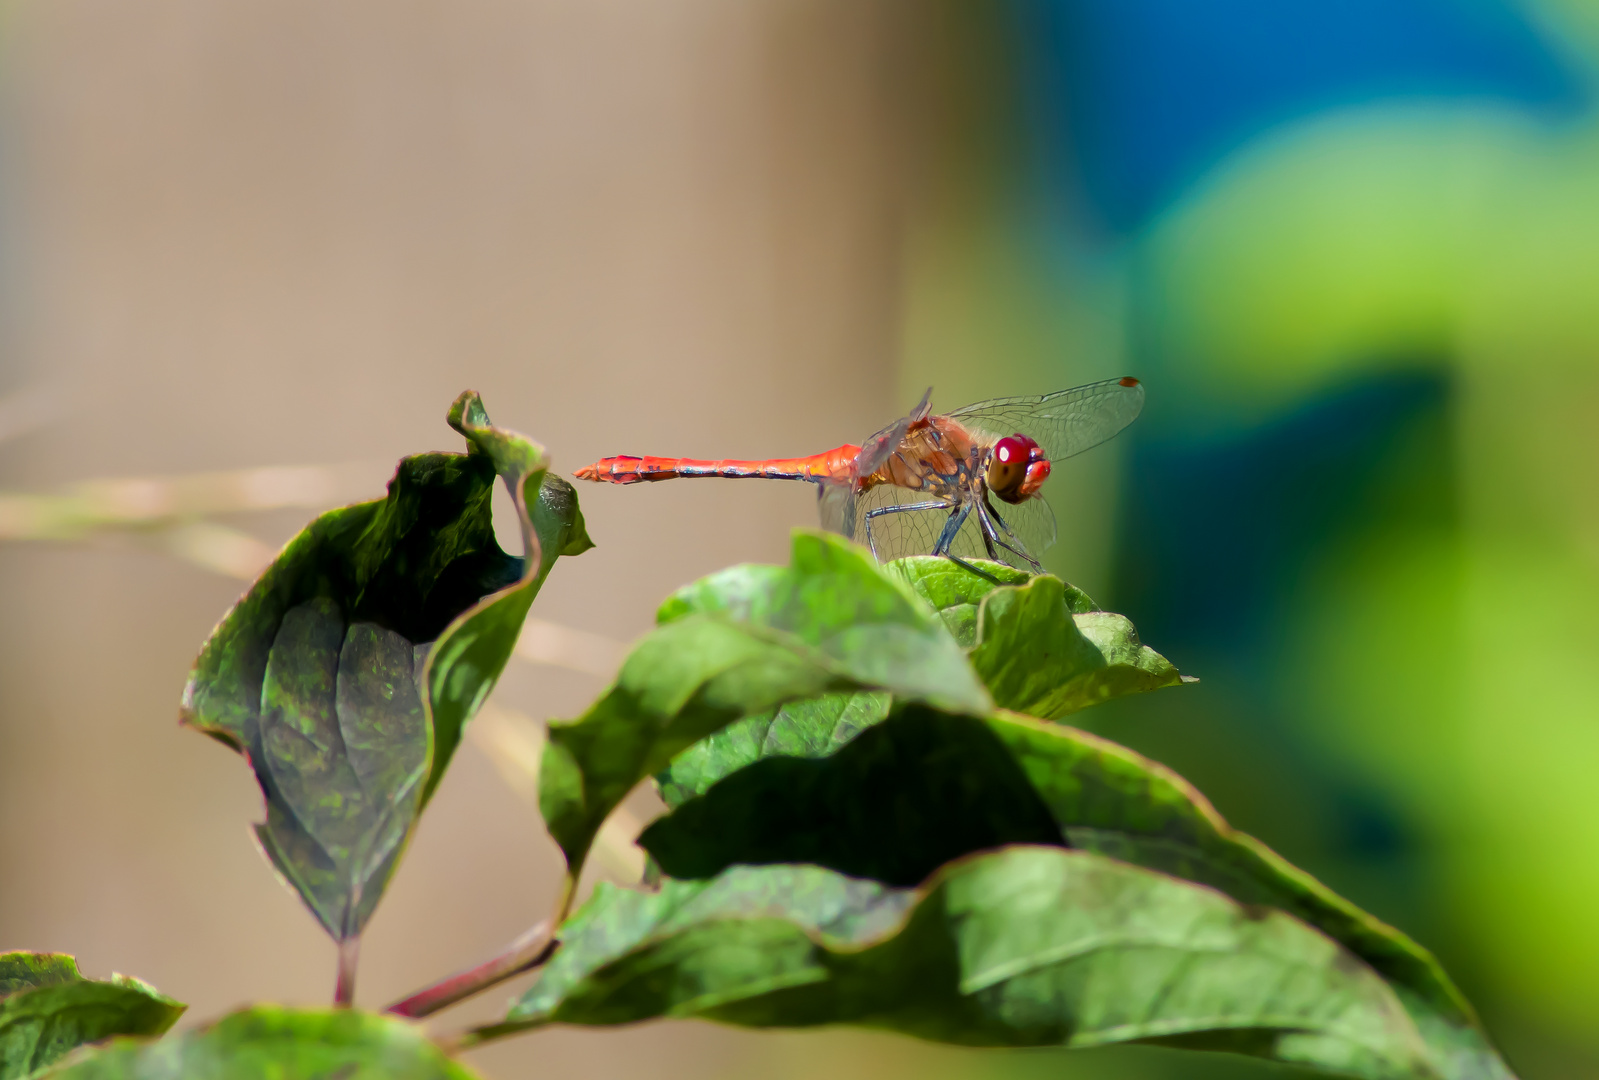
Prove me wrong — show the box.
[643,706,1511,1079]
[540,534,987,877]
[651,567,1189,813]
[654,691,890,810]
[970,576,1188,719]
[645,707,1065,884]
[0,954,182,1080]
[655,534,984,706]
[181,391,589,941]
[496,848,1435,1079]
[885,558,1184,717]
[981,712,1511,1080]
[888,556,1094,647]
[49,1006,475,1080]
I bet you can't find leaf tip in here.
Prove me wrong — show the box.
[447,390,490,436]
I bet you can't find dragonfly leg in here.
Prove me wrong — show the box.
[931,502,973,557]
[982,498,1044,573]
[977,508,1004,561]
[974,504,1003,561]
[946,552,1005,584]
[862,499,951,562]
[930,501,1009,582]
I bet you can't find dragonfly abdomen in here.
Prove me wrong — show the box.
[575,445,860,486]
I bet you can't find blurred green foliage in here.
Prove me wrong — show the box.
[901,2,1599,1075]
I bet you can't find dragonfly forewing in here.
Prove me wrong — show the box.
[852,387,932,484]
[949,376,1143,464]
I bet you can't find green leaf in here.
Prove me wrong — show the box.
[654,691,890,810]
[884,560,1185,716]
[181,391,588,942]
[644,707,1065,883]
[540,623,952,882]
[649,573,1189,814]
[506,864,914,1027]
[971,576,1189,718]
[491,848,1435,1079]
[48,1006,476,1080]
[0,958,78,999]
[423,402,594,805]
[0,953,183,1080]
[641,706,1510,1079]
[541,533,988,879]
[887,556,1095,647]
[981,712,1511,1080]
[656,533,985,702]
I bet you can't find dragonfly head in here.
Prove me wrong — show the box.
[986,434,1050,504]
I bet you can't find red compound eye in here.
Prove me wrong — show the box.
[993,435,1035,465]
[986,434,1040,501]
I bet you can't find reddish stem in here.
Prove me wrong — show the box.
[335,937,360,1007]
[386,920,555,1019]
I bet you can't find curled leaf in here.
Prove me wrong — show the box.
[654,691,890,810]
[971,576,1189,719]
[887,556,1092,647]
[0,953,183,1080]
[643,705,1512,1079]
[492,848,1434,1080]
[181,392,589,942]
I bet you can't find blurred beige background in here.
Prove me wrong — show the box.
[0,2,1029,1076]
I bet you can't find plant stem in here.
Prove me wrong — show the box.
[436,1020,530,1055]
[551,871,577,928]
[335,937,360,1007]
[385,919,555,1019]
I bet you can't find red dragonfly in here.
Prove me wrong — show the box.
[575,376,1144,572]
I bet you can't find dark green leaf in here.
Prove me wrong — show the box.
[887,556,1095,647]
[654,691,890,810]
[0,953,183,1080]
[642,706,1509,1079]
[48,1006,475,1080]
[492,848,1435,1079]
[971,576,1188,718]
[181,391,588,942]
[541,622,946,881]
[422,404,594,805]
[648,577,1185,815]
[0,958,78,999]
[507,864,913,1027]
[541,534,987,878]
[644,707,1065,883]
[981,712,1510,1080]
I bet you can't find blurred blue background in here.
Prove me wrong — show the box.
[0,1,1593,1078]
[904,1,1599,1076]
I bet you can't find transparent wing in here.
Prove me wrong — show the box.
[852,387,932,481]
[857,485,986,562]
[818,382,1082,570]
[986,496,1057,567]
[949,376,1144,462]
[820,481,1053,572]
[817,478,856,537]
[820,483,973,561]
